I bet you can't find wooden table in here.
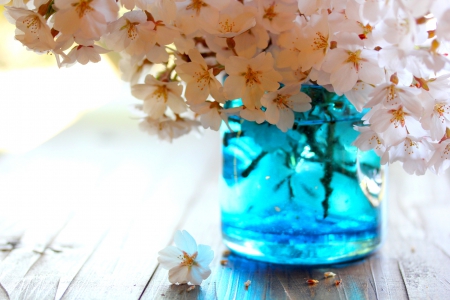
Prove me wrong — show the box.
[0,101,449,300]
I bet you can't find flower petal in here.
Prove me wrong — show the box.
[174,230,197,254]
[195,244,214,265]
[157,246,183,269]
[168,266,189,284]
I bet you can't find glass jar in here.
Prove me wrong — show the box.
[220,85,386,265]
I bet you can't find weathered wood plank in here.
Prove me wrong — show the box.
[369,256,408,300]
[0,212,72,298]
[8,213,109,300]
[60,131,221,300]
[383,165,450,299]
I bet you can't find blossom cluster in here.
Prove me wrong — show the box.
[4,0,450,175]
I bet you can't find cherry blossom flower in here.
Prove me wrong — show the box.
[139,115,200,142]
[190,101,225,130]
[53,0,119,40]
[366,105,426,146]
[190,101,239,131]
[421,95,450,141]
[119,54,153,85]
[321,32,385,95]
[148,0,182,24]
[224,52,282,110]
[175,0,230,36]
[255,0,297,34]
[176,48,223,104]
[344,81,374,112]
[260,84,311,132]
[158,230,214,285]
[4,7,55,52]
[277,12,329,72]
[297,0,346,17]
[353,126,387,158]
[204,22,270,63]
[380,8,428,51]
[429,139,450,174]
[427,74,450,100]
[201,1,256,38]
[61,43,109,66]
[132,75,186,119]
[240,106,266,124]
[103,11,156,56]
[364,83,422,115]
[387,136,432,175]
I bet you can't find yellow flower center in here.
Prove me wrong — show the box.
[219,19,235,33]
[263,3,277,21]
[121,20,140,40]
[22,16,40,34]
[186,0,208,14]
[312,32,328,53]
[434,103,450,119]
[389,106,406,128]
[242,66,262,87]
[73,0,94,18]
[404,138,418,155]
[180,251,198,268]
[345,50,362,71]
[368,134,383,149]
[194,68,211,91]
[273,94,291,109]
[152,85,168,102]
[386,85,398,104]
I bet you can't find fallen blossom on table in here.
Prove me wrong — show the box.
[157,230,214,285]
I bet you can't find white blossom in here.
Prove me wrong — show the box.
[223,52,282,110]
[104,11,156,56]
[387,136,432,175]
[176,48,223,104]
[138,115,199,142]
[321,32,385,95]
[5,7,55,52]
[255,0,297,34]
[260,84,311,132]
[53,0,119,40]
[201,1,256,38]
[158,230,214,285]
[61,43,109,66]
[132,75,186,119]
[429,139,450,174]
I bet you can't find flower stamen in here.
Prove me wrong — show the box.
[186,0,208,14]
[345,50,362,71]
[263,3,277,21]
[389,106,406,128]
[312,32,328,52]
[152,85,168,101]
[73,0,94,18]
[180,251,198,268]
[242,66,262,86]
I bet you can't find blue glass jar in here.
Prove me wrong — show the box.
[220,85,386,265]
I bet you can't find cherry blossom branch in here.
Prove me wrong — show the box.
[320,120,335,219]
[241,151,268,178]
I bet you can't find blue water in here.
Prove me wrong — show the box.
[221,115,385,265]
